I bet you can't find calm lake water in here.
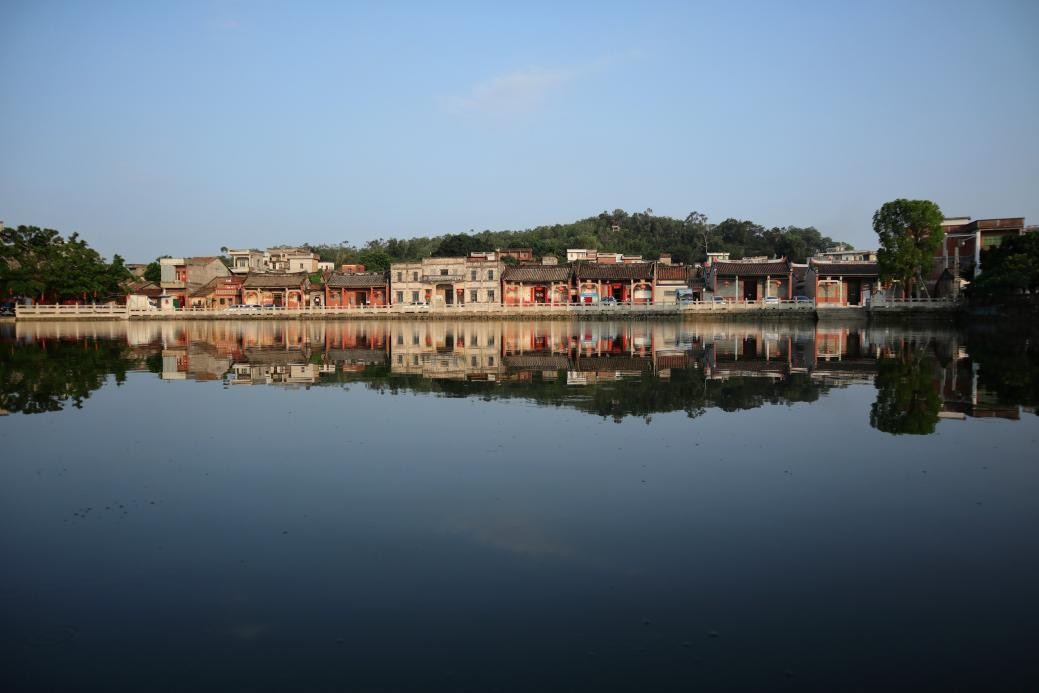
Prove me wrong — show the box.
[2,318,1038,692]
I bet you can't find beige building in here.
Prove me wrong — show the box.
[389,257,503,306]
[267,247,319,273]
[227,249,266,274]
[227,247,320,274]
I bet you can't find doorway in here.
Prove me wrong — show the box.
[743,280,758,301]
[437,284,453,305]
[847,281,861,305]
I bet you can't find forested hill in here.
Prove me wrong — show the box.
[305,209,846,272]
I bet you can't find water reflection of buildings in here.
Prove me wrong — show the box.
[5,319,1030,422]
[935,344,1019,420]
[389,322,501,380]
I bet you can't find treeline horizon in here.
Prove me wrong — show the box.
[303,209,848,273]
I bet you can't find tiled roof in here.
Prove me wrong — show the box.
[809,261,879,276]
[327,348,387,363]
[656,265,693,281]
[190,277,223,297]
[710,260,790,276]
[326,272,387,288]
[574,357,652,372]
[127,280,162,297]
[502,265,572,282]
[505,355,571,370]
[573,262,654,280]
[241,272,310,288]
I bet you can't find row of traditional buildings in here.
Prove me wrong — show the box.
[129,216,1030,310]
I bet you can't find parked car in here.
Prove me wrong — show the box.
[0,302,16,316]
[676,295,697,305]
[763,296,780,304]
[712,296,726,304]
[793,295,812,304]
[600,296,618,306]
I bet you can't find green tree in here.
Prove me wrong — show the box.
[0,225,130,302]
[143,261,161,283]
[873,199,944,298]
[967,233,1039,297]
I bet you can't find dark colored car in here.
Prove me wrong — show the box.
[0,302,16,316]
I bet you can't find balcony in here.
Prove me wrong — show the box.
[420,273,465,283]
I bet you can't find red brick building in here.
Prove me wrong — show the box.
[324,272,388,307]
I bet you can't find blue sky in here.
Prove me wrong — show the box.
[1,0,1036,261]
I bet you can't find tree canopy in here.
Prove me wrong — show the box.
[0,225,131,302]
[873,199,944,297]
[143,261,162,283]
[305,210,844,267]
[967,233,1039,297]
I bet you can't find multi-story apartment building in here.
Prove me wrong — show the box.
[159,256,230,309]
[389,257,503,306]
[815,246,878,262]
[226,247,320,274]
[227,249,266,274]
[267,247,320,273]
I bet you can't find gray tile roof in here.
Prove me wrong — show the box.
[710,260,791,276]
[809,261,879,276]
[241,272,310,288]
[573,262,654,280]
[325,272,388,288]
[656,265,694,281]
[502,265,573,282]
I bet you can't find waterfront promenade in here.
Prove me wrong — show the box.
[13,298,958,321]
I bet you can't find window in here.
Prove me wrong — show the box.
[471,334,478,346]
[412,271,418,281]
[488,335,495,346]
[396,272,402,282]
[487,270,494,280]
[396,334,403,345]
[471,270,477,281]
[440,268,449,276]
[487,289,495,302]
[471,356,477,367]
[412,333,419,345]
[470,290,478,303]
[411,291,419,303]
[396,291,403,304]
[488,356,494,366]
[396,355,403,365]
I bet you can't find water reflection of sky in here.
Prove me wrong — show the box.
[2,320,1038,690]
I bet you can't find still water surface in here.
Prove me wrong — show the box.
[2,319,1038,691]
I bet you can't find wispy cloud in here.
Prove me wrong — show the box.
[440,65,584,120]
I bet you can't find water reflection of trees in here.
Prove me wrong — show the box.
[966,324,1039,415]
[0,337,132,414]
[3,320,1037,429]
[869,341,942,435]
